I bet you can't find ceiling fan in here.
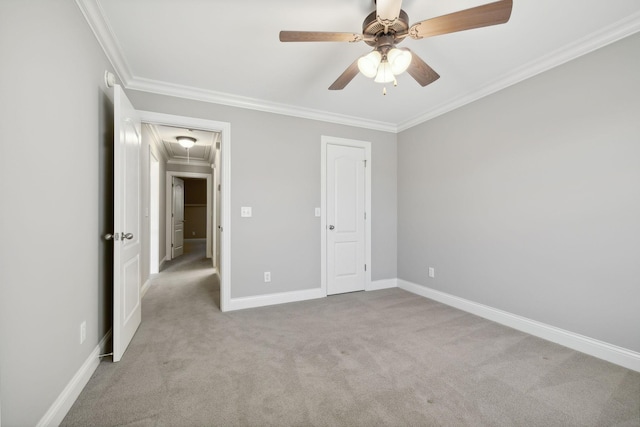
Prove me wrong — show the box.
[279,0,513,92]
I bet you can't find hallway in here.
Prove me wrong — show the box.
[160,238,212,273]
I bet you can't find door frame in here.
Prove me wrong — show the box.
[149,149,160,274]
[320,136,372,295]
[165,172,209,260]
[139,111,231,312]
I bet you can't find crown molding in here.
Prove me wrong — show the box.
[77,0,639,134]
[166,159,212,167]
[75,0,133,85]
[397,11,640,132]
[75,0,396,133]
[126,77,398,133]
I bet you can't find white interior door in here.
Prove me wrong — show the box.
[172,177,185,258]
[112,84,142,362]
[326,144,366,295]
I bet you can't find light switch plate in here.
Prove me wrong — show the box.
[428,267,435,278]
[315,207,321,217]
[241,207,252,217]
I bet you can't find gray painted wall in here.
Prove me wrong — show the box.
[141,125,170,269]
[140,125,169,287]
[125,91,399,299]
[398,32,640,353]
[0,0,117,425]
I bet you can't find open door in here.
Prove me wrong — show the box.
[172,176,185,258]
[111,84,142,362]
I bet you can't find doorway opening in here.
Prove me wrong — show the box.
[165,172,213,263]
[140,111,231,312]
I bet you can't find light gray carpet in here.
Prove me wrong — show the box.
[63,243,640,426]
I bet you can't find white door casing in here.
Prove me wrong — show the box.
[113,84,142,362]
[321,136,372,295]
[149,151,160,274]
[172,177,185,258]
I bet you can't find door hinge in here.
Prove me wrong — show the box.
[364,212,367,220]
[171,244,174,247]
[364,159,367,167]
[364,264,367,272]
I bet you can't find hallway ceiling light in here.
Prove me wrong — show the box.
[176,136,197,149]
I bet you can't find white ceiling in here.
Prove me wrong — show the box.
[79,0,640,132]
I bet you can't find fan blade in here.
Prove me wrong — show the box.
[376,0,403,25]
[329,60,360,90]
[409,0,512,39]
[405,50,440,87]
[279,31,363,43]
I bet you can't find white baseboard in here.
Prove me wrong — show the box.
[228,287,326,311]
[398,279,640,372]
[228,279,399,311]
[368,278,398,291]
[37,330,112,427]
[141,279,152,298]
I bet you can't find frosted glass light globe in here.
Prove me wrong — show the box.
[357,51,382,78]
[388,48,412,75]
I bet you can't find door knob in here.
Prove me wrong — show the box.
[104,233,119,241]
[123,233,134,240]
[328,225,335,230]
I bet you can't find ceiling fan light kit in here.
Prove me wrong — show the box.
[279,0,513,93]
[358,47,411,80]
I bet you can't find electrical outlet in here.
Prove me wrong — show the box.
[80,321,87,344]
[192,232,195,236]
[264,272,271,283]
[428,267,435,278]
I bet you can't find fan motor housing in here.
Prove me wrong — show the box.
[362,9,410,46]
